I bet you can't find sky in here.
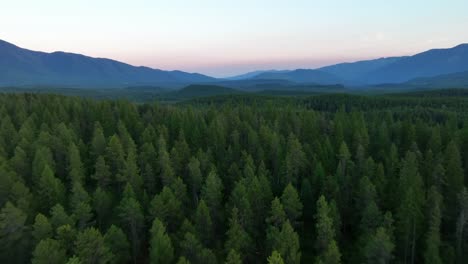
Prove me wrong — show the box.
[1,0,468,77]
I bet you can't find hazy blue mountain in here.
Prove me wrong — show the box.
[363,44,468,84]
[251,69,343,84]
[404,70,468,88]
[226,70,291,80]
[228,44,468,86]
[0,39,216,88]
[318,57,406,83]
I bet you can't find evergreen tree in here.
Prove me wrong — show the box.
[149,218,174,264]
[225,207,252,260]
[158,135,175,186]
[32,213,53,244]
[104,225,131,264]
[118,184,144,264]
[149,186,183,232]
[270,221,301,264]
[267,251,285,264]
[93,187,113,229]
[105,135,125,186]
[37,165,65,213]
[50,203,74,229]
[225,249,242,264]
[74,227,113,264]
[92,156,111,188]
[396,151,424,264]
[364,227,394,264]
[91,122,107,161]
[424,186,443,264]
[284,133,307,187]
[194,199,213,246]
[68,143,84,183]
[0,202,28,263]
[187,156,203,205]
[201,170,224,230]
[70,181,93,229]
[32,238,67,264]
[315,195,341,264]
[281,183,303,225]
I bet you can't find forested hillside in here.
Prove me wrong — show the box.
[1,93,468,264]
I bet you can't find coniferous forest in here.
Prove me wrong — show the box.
[1,92,468,264]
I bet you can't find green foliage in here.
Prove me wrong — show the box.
[0,202,28,263]
[118,184,144,263]
[104,225,131,264]
[32,213,52,243]
[364,227,394,264]
[225,249,242,264]
[149,218,174,264]
[0,92,467,263]
[315,196,341,264]
[74,227,113,264]
[281,183,303,224]
[225,207,252,259]
[32,238,67,264]
[267,251,285,264]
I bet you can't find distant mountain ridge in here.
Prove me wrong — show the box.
[404,70,468,88]
[2,39,468,89]
[318,57,406,83]
[0,39,216,88]
[231,44,468,86]
[362,44,468,84]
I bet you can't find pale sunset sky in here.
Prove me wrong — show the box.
[1,0,468,77]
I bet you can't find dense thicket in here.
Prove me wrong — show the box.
[1,93,468,263]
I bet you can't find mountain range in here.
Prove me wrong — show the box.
[0,39,216,88]
[1,39,468,89]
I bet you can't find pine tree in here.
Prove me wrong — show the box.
[31,146,55,185]
[0,202,28,263]
[70,181,93,229]
[396,151,424,264]
[105,135,125,186]
[37,165,65,213]
[149,186,183,232]
[364,227,394,264]
[225,207,252,260]
[50,204,74,229]
[445,141,465,226]
[424,186,442,264]
[118,184,144,264]
[149,218,174,264]
[281,183,303,225]
[271,221,301,264]
[187,156,203,205]
[91,122,107,161]
[201,170,224,229]
[158,135,175,186]
[93,187,113,229]
[225,249,242,264]
[455,187,468,263]
[56,224,76,256]
[68,143,84,183]
[32,213,52,244]
[32,238,67,264]
[74,227,113,264]
[194,199,213,246]
[315,195,341,264]
[267,251,285,264]
[92,156,111,188]
[104,225,131,264]
[284,133,307,187]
